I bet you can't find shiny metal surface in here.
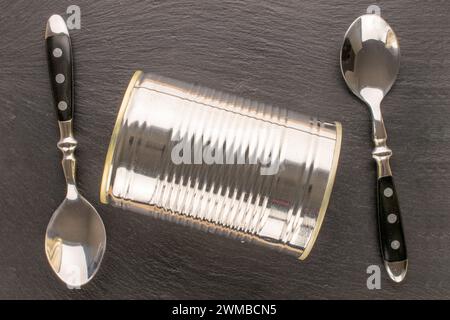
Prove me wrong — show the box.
[340,14,399,178]
[45,14,69,39]
[45,121,106,287]
[101,71,341,259]
[385,260,408,283]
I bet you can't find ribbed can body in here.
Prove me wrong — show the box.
[101,71,342,259]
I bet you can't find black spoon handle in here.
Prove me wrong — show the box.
[377,175,407,262]
[45,15,73,122]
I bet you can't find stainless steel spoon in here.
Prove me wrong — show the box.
[44,14,106,287]
[340,14,407,282]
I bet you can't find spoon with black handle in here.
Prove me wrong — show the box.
[340,14,407,282]
[44,14,106,287]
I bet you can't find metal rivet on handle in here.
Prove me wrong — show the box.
[383,187,393,197]
[53,48,63,58]
[58,101,68,111]
[391,240,400,250]
[387,213,397,224]
[55,74,65,84]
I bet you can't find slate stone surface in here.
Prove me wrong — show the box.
[0,0,449,299]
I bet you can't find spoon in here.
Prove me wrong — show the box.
[340,14,407,282]
[44,14,106,287]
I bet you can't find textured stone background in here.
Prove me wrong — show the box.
[1,0,449,299]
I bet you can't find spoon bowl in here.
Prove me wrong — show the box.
[340,14,400,107]
[45,190,106,287]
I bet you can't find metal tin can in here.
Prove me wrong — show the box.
[100,71,342,259]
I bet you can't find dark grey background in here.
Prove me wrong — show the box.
[1,0,449,299]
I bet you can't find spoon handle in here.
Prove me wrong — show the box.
[372,109,407,282]
[376,171,408,282]
[45,15,77,187]
[45,15,73,121]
